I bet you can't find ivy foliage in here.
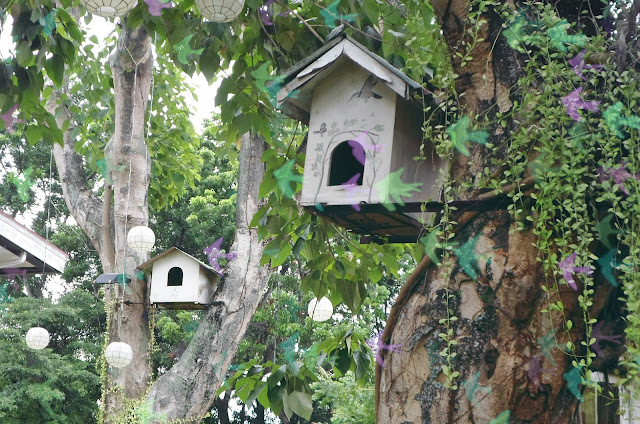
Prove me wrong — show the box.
[409,0,640,396]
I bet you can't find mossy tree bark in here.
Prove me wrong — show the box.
[376,1,621,423]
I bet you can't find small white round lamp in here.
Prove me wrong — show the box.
[26,327,50,350]
[105,342,133,368]
[80,0,138,17]
[308,297,333,322]
[127,226,155,253]
[196,0,245,22]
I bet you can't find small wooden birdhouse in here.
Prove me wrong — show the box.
[139,247,218,309]
[275,35,447,242]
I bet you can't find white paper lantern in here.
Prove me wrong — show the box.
[105,342,133,368]
[80,0,138,17]
[127,226,156,253]
[307,297,333,322]
[196,0,245,22]
[25,327,50,350]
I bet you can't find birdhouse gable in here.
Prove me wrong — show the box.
[276,36,422,123]
[140,247,218,309]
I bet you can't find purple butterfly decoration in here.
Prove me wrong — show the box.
[569,51,604,81]
[204,238,237,276]
[591,321,622,357]
[259,0,291,26]
[340,173,364,211]
[561,87,600,121]
[597,163,640,196]
[0,104,22,133]
[348,131,383,166]
[144,0,172,16]
[558,252,594,291]
[527,355,556,391]
[366,331,402,368]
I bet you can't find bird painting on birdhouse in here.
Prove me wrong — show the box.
[139,247,218,309]
[274,34,448,242]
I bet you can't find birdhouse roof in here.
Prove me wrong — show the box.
[0,210,68,275]
[137,247,215,274]
[274,34,425,123]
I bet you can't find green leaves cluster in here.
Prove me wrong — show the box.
[219,328,372,421]
[0,291,104,423]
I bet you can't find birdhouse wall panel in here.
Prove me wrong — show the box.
[196,267,217,304]
[389,98,446,204]
[149,251,200,304]
[301,62,396,208]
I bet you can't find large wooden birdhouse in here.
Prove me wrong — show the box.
[275,35,447,242]
[139,247,218,309]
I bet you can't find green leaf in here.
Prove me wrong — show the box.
[354,347,372,382]
[267,384,285,415]
[25,125,42,145]
[262,238,282,265]
[282,391,293,419]
[247,380,267,405]
[45,54,65,86]
[338,279,362,313]
[292,237,305,258]
[267,364,286,389]
[362,0,380,24]
[235,376,256,403]
[271,241,292,267]
[257,381,270,409]
[329,347,352,376]
[17,42,33,67]
[287,391,313,420]
[199,49,220,83]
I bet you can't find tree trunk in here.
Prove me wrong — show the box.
[377,1,612,423]
[145,132,270,422]
[51,17,154,421]
[102,20,155,421]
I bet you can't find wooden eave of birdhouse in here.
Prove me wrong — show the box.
[137,247,216,277]
[275,34,426,125]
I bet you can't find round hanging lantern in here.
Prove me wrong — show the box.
[127,226,155,253]
[25,327,50,350]
[105,342,133,368]
[80,0,138,17]
[196,0,245,22]
[307,297,333,322]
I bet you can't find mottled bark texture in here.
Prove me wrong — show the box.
[51,17,154,421]
[145,133,270,422]
[377,1,615,423]
[103,20,154,419]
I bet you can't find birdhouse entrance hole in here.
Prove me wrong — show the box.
[328,140,364,186]
[167,267,183,286]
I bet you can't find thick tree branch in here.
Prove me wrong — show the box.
[146,132,271,422]
[49,99,105,258]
